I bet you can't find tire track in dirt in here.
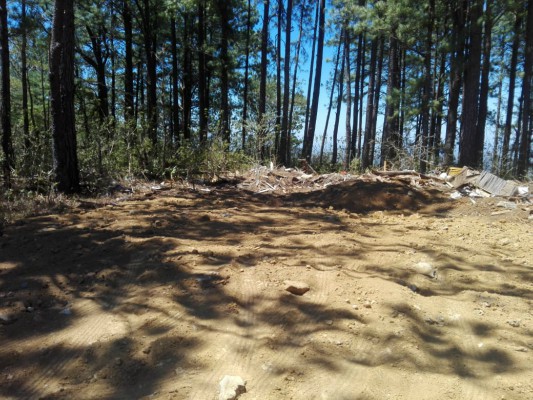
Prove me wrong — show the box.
[245,266,339,398]
[10,297,129,399]
[188,270,259,400]
[452,309,494,400]
[6,248,150,399]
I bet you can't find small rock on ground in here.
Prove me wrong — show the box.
[284,280,310,296]
[219,375,246,400]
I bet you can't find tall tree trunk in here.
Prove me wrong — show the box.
[420,0,434,173]
[357,35,367,159]
[517,0,533,177]
[0,0,13,188]
[21,0,30,151]
[302,0,325,162]
[275,0,282,154]
[110,21,116,124]
[217,0,231,143]
[362,38,378,170]
[459,0,483,168]
[492,41,504,171]
[398,46,406,151]
[49,0,79,193]
[40,54,49,132]
[288,6,305,165]
[331,34,346,166]
[344,30,352,170]
[370,38,384,165]
[319,37,343,166]
[303,1,319,150]
[351,32,363,159]
[258,0,270,159]
[475,0,493,168]
[198,1,208,143]
[279,0,292,165]
[511,92,524,171]
[135,0,158,144]
[501,13,521,172]
[170,16,180,146]
[381,32,401,165]
[123,0,135,124]
[182,13,192,141]
[332,38,345,166]
[444,0,465,166]
[241,0,252,150]
[431,52,446,164]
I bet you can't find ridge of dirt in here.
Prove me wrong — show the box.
[1,179,532,400]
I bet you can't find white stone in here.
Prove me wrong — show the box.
[413,262,437,278]
[219,375,247,400]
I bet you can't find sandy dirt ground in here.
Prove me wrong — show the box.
[0,178,532,400]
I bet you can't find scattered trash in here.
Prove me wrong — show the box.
[496,201,518,210]
[449,167,526,198]
[450,191,462,200]
[476,170,519,197]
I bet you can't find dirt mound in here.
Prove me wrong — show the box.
[282,180,451,214]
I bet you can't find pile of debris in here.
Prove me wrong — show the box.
[445,167,530,200]
[237,166,356,194]
[237,166,449,195]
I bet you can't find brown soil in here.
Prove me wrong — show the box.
[1,180,532,400]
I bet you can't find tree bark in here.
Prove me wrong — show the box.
[135,0,158,144]
[370,38,384,165]
[459,0,483,168]
[302,0,325,162]
[0,0,13,188]
[351,32,363,160]
[332,38,345,166]
[517,0,533,177]
[198,1,207,143]
[475,0,493,168]
[170,16,180,146]
[241,0,252,150]
[381,32,401,165]
[288,6,305,165]
[217,0,231,143]
[275,0,282,154]
[49,0,79,193]
[343,30,352,171]
[21,0,30,151]
[444,0,465,166]
[123,0,134,124]
[258,0,270,159]
[501,13,521,172]
[279,0,293,165]
[362,38,378,170]
[303,1,319,152]
[420,0,434,173]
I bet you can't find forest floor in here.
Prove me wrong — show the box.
[0,171,532,400]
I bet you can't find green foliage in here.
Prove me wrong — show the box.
[170,139,252,182]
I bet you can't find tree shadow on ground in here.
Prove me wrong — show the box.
[0,182,530,398]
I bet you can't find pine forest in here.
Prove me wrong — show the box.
[0,0,532,193]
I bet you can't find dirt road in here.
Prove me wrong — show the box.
[1,180,532,399]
